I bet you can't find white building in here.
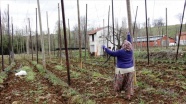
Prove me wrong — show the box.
[88,27,120,56]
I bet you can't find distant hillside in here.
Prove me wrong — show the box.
[137,24,186,38]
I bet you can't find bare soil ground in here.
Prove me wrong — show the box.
[0,55,186,104]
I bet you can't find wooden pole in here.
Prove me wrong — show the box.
[132,6,138,86]
[21,30,23,54]
[7,4,11,64]
[126,0,132,34]
[77,0,82,68]
[58,3,62,64]
[107,5,110,58]
[145,0,150,65]
[46,11,51,61]
[133,6,138,45]
[68,19,71,58]
[166,8,168,49]
[85,4,87,60]
[111,0,115,65]
[0,6,4,71]
[37,0,46,69]
[176,0,186,60]
[28,18,33,61]
[26,25,29,55]
[23,30,25,58]
[16,32,18,54]
[36,8,39,63]
[53,32,56,56]
[11,18,14,62]
[103,19,105,57]
[61,0,71,85]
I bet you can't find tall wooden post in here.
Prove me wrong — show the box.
[26,25,29,55]
[107,5,110,58]
[58,3,62,64]
[166,8,168,49]
[176,0,186,60]
[126,0,137,86]
[111,0,115,65]
[0,7,4,71]
[53,33,56,56]
[133,6,138,49]
[36,8,39,63]
[103,19,104,41]
[77,0,82,68]
[145,0,150,64]
[7,4,11,64]
[68,19,71,58]
[28,18,33,61]
[84,4,88,60]
[21,30,23,54]
[37,0,46,69]
[46,11,51,61]
[126,0,132,34]
[11,18,14,62]
[61,0,71,85]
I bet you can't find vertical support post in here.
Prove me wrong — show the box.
[37,0,46,69]
[21,30,23,54]
[68,19,71,58]
[126,0,132,34]
[77,0,82,68]
[176,0,186,60]
[107,5,110,58]
[111,0,115,65]
[28,18,33,61]
[11,18,14,62]
[145,0,150,65]
[58,3,62,64]
[53,33,55,56]
[61,0,71,85]
[36,8,39,63]
[166,8,168,49]
[26,25,29,55]
[0,6,4,71]
[133,6,138,49]
[103,19,105,57]
[7,4,11,64]
[85,4,87,61]
[46,11,51,61]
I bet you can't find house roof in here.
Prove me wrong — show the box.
[134,35,175,42]
[176,32,186,36]
[135,35,163,42]
[87,27,107,35]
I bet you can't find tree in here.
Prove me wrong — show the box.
[152,18,164,35]
[176,13,182,24]
[105,26,124,50]
[152,18,164,27]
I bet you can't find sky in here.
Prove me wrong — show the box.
[0,0,185,34]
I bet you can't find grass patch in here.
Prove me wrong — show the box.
[0,72,7,83]
[45,72,62,85]
[140,68,152,75]
[55,65,65,71]
[21,66,36,81]
[71,71,81,78]
[36,64,45,74]
[31,61,37,66]
[92,72,103,78]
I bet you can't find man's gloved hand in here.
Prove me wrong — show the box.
[102,45,106,50]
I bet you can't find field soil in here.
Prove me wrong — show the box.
[0,54,186,104]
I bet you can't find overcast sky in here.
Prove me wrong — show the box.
[1,0,185,34]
